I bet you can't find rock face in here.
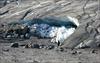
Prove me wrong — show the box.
[0,0,99,49]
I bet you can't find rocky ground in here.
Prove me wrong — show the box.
[0,0,100,63]
[0,46,100,63]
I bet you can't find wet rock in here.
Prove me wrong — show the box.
[11,43,19,48]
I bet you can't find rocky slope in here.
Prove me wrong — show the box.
[0,0,99,48]
[0,0,100,63]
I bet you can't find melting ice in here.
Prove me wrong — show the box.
[22,16,79,45]
[33,23,75,45]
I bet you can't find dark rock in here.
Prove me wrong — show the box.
[59,47,64,52]
[78,62,82,63]
[97,43,100,47]
[20,44,26,46]
[0,10,9,15]
[78,51,82,54]
[24,44,31,48]
[32,44,40,49]
[91,49,97,53]
[24,42,33,48]
[71,51,77,55]
[20,9,32,20]
[39,44,46,49]
[33,60,39,63]
[22,51,24,53]
[24,44,29,48]
[46,45,55,50]
[11,43,19,48]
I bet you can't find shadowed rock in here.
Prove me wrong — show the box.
[11,43,19,48]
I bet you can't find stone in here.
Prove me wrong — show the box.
[24,44,30,48]
[39,44,46,49]
[25,33,30,39]
[32,44,40,49]
[6,35,12,38]
[24,43,32,48]
[78,51,82,54]
[59,47,64,52]
[97,43,100,47]
[46,45,55,50]
[11,43,19,48]
[71,51,77,55]
[91,49,97,54]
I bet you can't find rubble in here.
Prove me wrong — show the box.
[0,23,31,39]
[24,43,55,50]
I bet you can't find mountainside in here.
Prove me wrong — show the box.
[0,0,100,63]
